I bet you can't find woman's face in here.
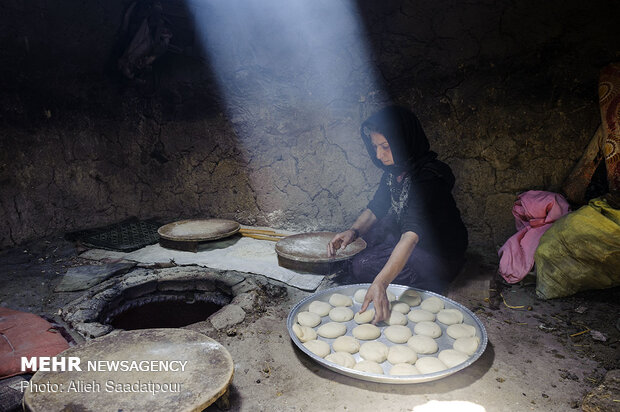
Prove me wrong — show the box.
[370,131,394,166]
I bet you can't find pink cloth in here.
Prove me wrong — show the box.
[498,191,570,283]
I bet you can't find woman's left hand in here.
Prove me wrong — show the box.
[359,280,390,324]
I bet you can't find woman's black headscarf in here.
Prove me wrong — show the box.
[361,106,438,175]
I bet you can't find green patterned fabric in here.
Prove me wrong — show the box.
[535,197,620,299]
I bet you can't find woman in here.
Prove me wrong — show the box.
[327,106,468,323]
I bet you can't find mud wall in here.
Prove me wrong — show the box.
[1,0,618,259]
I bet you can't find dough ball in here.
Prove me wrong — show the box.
[308,300,332,317]
[453,336,481,356]
[413,321,442,338]
[387,345,417,364]
[438,349,469,368]
[325,352,356,369]
[415,356,448,374]
[353,288,367,303]
[332,336,360,354]
[317,322,347,339]
[436,309,464,325]
[329,306,355,322]
[384,325,413,344]
[359,341,389,363]
[353,360,384,375]
[297,311,321,327]
[386,290,397,302]
[292,323,317,342]
[386,311,408,326]
[407,335,438,354]
[352,324,381,340]
[303,339,330,358]
[446,324,477,339]
[391,302,411,314]
[354,309,375,324]
[329,293,353,307]
[420,296,444,313]
[398,289,422,307]
[407,309,436,322]
[389,363,420,376]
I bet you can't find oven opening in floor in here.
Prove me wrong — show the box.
[104,293,229,330]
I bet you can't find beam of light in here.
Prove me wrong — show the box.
[184,0,384,227]
[412,400,487,412]
[187,0,380,113]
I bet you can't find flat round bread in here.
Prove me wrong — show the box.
[292,324,317,342]
[303,339,330,358]
[353,360,383,374]
[325,352,356,368]
[386,311,408,326]
[453,336,480,356]
[391,302,411,314]
[438,349,469,368]
[446,324,476,339]
[354,309,375,324]
[308,300,332,317]
[387,345,417,364]
[317,322,347,339]
[353,288,367,303]
[413,321,442,338]
[420,296,444,313]
[390,363,420,376]
[407,309,436,322]
[359,341,389,363]
[436,309,464,325]
[352,324,381,340]
[384,325,413,344]
[329,306,354,322]
[407,335,438,354]
[398,289,422,307]
[297,311,321,327]
[332,336,360,354]
[415,356,448,374]
[329,293,353,307]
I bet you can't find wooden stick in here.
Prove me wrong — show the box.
[570,328,590,337]
[240,233,284,242]
[240,228,287,237]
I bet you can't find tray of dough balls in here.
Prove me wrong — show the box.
[287,283,487,384]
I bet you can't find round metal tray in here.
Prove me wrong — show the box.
[287,284,488,384]
[275,232,367,263]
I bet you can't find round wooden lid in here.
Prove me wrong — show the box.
[24,329,234,412]
[275,231,366,263]
[157,219,240,241]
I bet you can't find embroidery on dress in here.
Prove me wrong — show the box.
[387,173,411,222]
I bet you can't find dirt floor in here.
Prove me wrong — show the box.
[0,236,618,412]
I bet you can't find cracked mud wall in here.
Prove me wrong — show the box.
[1,0,619,259]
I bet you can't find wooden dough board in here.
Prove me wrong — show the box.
[275,232,366,263]
[158,219,240,252]
[24,329,234,412]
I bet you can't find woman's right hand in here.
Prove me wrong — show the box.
[359,280,390,324]
[327,230,356,257]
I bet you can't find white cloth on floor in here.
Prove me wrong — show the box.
[80,236,324,291]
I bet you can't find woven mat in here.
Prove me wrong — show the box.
[66,218,162,252]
